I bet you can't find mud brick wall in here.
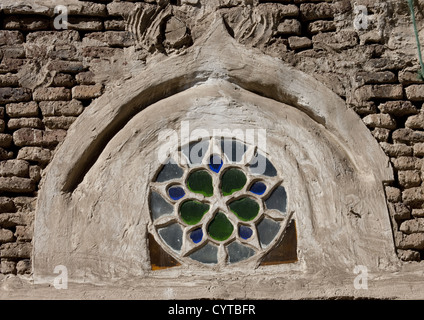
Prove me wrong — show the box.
[0,0,423,275]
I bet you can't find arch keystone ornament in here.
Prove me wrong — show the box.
[33,13,398,295]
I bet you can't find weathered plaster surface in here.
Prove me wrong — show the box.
[32,18,397,293]
[2,0,423,299]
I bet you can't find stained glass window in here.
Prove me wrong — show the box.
[148,137,297,267]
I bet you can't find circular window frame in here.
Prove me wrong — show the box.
[148,136,295,268]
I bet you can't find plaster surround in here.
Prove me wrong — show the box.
[32,15,398,289]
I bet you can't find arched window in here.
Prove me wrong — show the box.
[32,18,396,287]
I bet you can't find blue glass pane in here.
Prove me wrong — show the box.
[190,228,203,244]
[239,225,253,240]
[257,218,280,248]
[265,186,287,213]
[209,154,223,173]
[150,191,173,221]
[189,243,218,264]
[249,181,266,195]
[168,186,185,201]
[155,159,184,182]
[158,223,183,252]
[227,241,255,264]
[249,153,277,177]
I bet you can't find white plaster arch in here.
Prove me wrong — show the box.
[32,16,397,286]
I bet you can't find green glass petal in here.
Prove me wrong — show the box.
[229,197,260,222]
[187,170,213,197]
[221,168,247,196]
[208,212,234,241]
[180,200,209,225]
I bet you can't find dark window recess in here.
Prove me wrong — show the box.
[148,233,181,271]
[260,219,298,266]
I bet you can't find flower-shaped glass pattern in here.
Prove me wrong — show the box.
[149,137,291,266]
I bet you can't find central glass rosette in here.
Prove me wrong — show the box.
[149,137,289,266]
